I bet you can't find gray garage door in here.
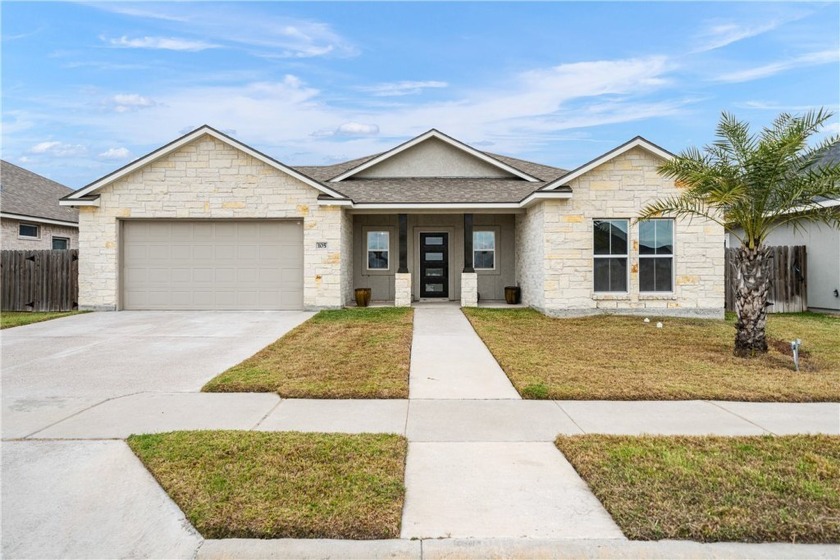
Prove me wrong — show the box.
[122,220,303,310]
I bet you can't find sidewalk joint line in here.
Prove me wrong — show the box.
[554,401,587,434]
[250,397,284,430]
[403,399,411,436]
[21,391,147,439]
[704,400,777,435]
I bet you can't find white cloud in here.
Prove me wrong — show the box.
[693,20,786,53]
[103,35,218,52]
[360,81,449,97]
[19,156,32,163]
[715,49,839,82]
[313,122,380,137]
[92,5,356,59]
[98,147,131,160]
[109,93,158,113]
[29,141,87,157]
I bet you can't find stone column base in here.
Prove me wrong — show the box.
[461,272,478,307]
[395,272,412,307]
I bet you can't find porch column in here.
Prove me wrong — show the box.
[398,213,408,273]
[461,213,478,307]
[463,213,475,273]
[395,213,412,307]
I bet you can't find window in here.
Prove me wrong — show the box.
[52,237,70,250]
[19,223,39,238]
[367,231,389,270]
[593,219,628,292]
[639,219,674,292]
[473,231,495,269]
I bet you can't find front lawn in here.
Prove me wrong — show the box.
[1,310,86,329]
[128,431,407,539]
[203,307,413,398]
[555,434,840,543]
[463,309,839,401]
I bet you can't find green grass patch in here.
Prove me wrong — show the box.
[127,431,407,539]
[555,434,840,543]
[203,307,413,398]
[0,310,87,329]
[463,308,840,401]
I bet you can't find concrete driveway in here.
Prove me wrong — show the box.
[2,310,313,438]
[2,310,312,559]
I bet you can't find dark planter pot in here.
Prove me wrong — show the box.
[355,288,372,307]
[504,286,521,305]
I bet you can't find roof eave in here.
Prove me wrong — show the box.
[541,136,674,191]
[64,126,348,201]
[328,129,541,183]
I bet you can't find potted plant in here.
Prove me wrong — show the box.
[355,288,371,307]
[504,286,521,305]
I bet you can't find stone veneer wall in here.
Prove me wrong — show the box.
[340,210,354,306]
[77,135,346,310]
[523,147,725,318]
[514,202,545,310]
[1,219,78,250]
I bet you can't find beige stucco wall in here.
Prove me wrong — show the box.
[519,147,725,318]
[1,218,78,250]
[77,134,347,310]
[355,138,516,178]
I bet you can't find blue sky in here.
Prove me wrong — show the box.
[2,1,839,188]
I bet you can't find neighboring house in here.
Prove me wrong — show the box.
[726,142,840,312]
[59,126,724,316]
[1,160,79,250]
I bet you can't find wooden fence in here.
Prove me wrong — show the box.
[725,245,807,313]
[1,250,79,312]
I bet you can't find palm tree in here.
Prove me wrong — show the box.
[639,109,840,356]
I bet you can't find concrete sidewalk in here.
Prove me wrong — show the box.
[14,394,838,440]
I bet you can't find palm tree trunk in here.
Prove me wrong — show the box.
[733,245,772,357]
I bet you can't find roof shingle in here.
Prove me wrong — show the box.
[1,160,78,223]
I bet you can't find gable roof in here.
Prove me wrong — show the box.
[0,160,78,225]
[291,152,567,206]
[60,125,347,206]
[541,136,674,191]
[328,129,541,183]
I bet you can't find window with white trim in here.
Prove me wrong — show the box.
[593,219,628,292]
[19,223,39,238]
[473,231,495,270]
[639,219,674,292]
[367,231,389,270]
[52,237,70,250]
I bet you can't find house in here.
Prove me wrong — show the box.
[59,126,724,316]
[1,160,79,250]
[726,141,840,312]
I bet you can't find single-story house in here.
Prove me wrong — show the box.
[1,160,79,250]
[59,126,724,317]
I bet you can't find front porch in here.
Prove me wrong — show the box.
[349,212,521,307]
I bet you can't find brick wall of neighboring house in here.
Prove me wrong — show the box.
[1,217,78,250]
[77,135,349,311]
[520,147,725,318]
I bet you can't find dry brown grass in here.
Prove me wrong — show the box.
[203,307,413,398]
[556,434,840,543]
[463,309,839,401]
[128,431,407,539]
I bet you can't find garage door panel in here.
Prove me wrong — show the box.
[123,220,303,310]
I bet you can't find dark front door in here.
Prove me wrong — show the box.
[420,233,449,298]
